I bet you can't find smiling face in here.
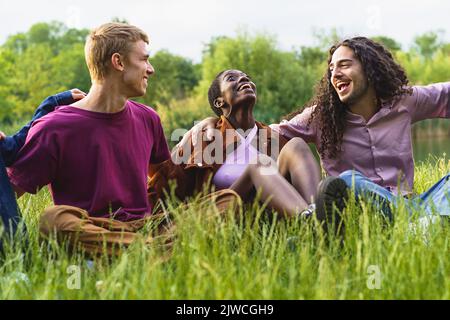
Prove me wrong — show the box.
[215,69,257,111]
[329,45,370,106]
[122,40,155,97]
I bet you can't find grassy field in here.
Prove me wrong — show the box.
[0,156,449,300]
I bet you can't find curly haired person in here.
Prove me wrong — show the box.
[184,36,450,227]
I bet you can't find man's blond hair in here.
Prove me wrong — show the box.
[85,22,149,81]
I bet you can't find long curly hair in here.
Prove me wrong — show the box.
[288,37,412,159]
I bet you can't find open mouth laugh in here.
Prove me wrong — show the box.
[237,83,254,92]
[336,81,350,93]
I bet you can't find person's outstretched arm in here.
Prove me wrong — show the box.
[0,89,86,166]
[410,82,450,123]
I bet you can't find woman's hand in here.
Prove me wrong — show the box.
[0,131,6,141]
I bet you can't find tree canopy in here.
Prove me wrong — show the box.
[0,21,448,137]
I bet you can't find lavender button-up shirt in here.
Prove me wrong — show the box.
[271,82,450,195]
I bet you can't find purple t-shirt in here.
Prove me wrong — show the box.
[8,100,170,221]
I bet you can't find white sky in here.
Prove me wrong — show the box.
[0,0,449,62]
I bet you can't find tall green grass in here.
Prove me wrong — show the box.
[0,156,449,299]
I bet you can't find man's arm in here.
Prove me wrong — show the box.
[7,118,58,198]
[269,106,317,143]
[410,82,450,123]
[0,89,85,166]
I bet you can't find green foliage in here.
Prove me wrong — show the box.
[413,30,445,60]
[157,95,212,147]
[0,22,90,122]
[5,21,89,56]
[197,31,322,124]
[371,36,402,52]
[0,21,448,139]
[111,17,130,24]
[397,48,450,85]
[395,43,450,137]
[311,27,343,50]
[0,49,14,123]
[141,50,200,107]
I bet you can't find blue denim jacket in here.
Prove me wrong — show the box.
[0,90,74,239]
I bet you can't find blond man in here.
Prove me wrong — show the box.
[7,23,239,256]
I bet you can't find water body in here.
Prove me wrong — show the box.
[413,136,450,163]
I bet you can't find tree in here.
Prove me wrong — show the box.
[198,31,321,123]
[141,50,200,107]
[0,22,90,122]
[50,43,91,93]
[312,27,343,50]
[371,36,402,52]
[296,46,327,67]
[4,33,28,54]
[111,17,129,24]
[0,49,15,124]
[413,30,444,60]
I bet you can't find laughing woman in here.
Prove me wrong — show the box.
[149,69,321,218]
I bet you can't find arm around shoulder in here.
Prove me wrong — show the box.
[271,106,318,143]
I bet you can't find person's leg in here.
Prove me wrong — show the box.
[39,205,145,257]
[202,189,242,215]
[338,170,396,220]
[149,189,240,259]
[418,173,450,217]
[315,176,349,228]
[277,137,321,204]
[0,154,23,245]
[40,205,178,258]
[230,154,308,218]
[185,189,243,220]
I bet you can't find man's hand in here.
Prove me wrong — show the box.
[176,117,217,149]
[0,89,85,142]
[71,88,87,101]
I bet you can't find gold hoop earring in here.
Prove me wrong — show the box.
[224,105,233,118]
